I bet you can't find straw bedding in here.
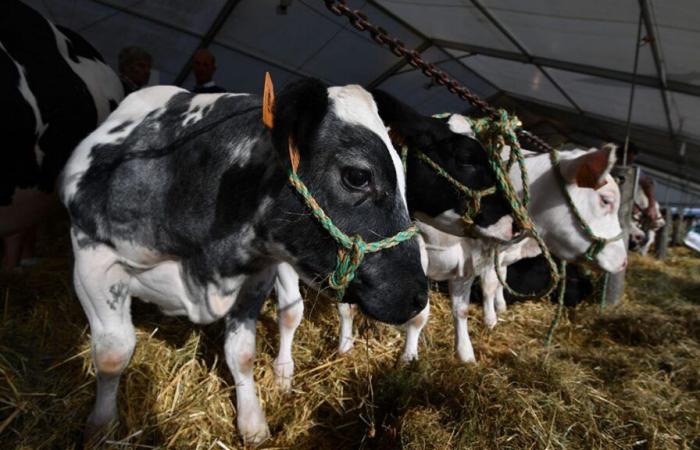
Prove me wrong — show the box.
[1,214,698,449]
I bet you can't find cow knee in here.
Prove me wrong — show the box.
[235,351,255,374]
[93,335,134,376]
[279,300,303,329]
[452,304,469,319]
[408,304,429,328]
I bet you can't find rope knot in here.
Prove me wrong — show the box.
[585,238,606,262]
[329,235,368,299]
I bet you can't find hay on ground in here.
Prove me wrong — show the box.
[1,216,699,449]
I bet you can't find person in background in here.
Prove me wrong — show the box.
[620,142,659,221]
[118,46,152,95]
[192,48,226,93]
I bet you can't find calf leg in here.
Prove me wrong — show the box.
[480,268,499,329]
[450,277,476,363]
[272,263,303,392]
[494,265,507,313]
[71,231,135,443]
[224,268,275,445]
[401,300,430,362]
[337,303,357,354]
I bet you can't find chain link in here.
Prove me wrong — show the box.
[323,0,553,153]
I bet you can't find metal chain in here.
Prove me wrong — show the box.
[323,0,553,153]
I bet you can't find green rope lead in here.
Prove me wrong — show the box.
[407,147,497,225]
[599,271,609,313]
[287,170,418,300]
[467,111,561,299]
[545,260,568,346]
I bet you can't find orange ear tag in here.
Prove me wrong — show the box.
[288,137,300,174]
[262,72,275,129]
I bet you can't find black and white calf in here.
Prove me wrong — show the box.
[271,92,519,384]
[60,79,428,444]
[1,0,122,268]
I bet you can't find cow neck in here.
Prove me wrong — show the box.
[284,139,418,301]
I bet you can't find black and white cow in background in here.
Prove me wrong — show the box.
[0,0,123,269]
[270,94,627,376]
[60,78,428,444]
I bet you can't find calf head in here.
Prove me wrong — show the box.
[370,91,514,241]
[531,145,627,272]
[269,79,427,325]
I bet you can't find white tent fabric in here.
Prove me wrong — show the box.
[22,0,700,203]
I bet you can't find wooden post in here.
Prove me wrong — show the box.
[604,166,637,305]
[655,207,672,259]
[672,213,683,245]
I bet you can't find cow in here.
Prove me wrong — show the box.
[630,188,664,255]
[273,98,628,369]
[59,79,429,444]
[0,0,123,268]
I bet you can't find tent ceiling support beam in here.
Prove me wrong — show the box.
[367,0,502,95]
[506,94,700,183]
[89,0,323,83]
[468,0,584,115]
[367,40,432,89]
[173,0,243,86]
[434,39,700,98]
[639,0,677,145]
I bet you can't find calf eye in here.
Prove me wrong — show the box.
[342,167,372,190]
[600,194,613,210]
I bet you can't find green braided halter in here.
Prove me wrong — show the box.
[549,149,625,262]
[287,170,418,300]
[400,145,497,226]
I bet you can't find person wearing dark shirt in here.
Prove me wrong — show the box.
[118,46,152,96]
[192,48,226,94]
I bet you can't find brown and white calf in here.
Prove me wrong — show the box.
[61,79,428,444]
[630,188,664,255]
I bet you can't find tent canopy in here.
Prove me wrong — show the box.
[26,0,700,206]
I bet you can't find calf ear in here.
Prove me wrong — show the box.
[371,89,452,148]
[272,78,329,166]
[559,143,617,189]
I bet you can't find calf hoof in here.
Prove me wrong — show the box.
[238,418,271,446]
[400,351,418,364]
[338,337,355,355]
[273,358,294,393]
[456,348,476,364]
[84,417,117,448]
[484,313,498,330]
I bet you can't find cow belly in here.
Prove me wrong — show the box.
[424,244,464,280]
[128,261,243,324]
